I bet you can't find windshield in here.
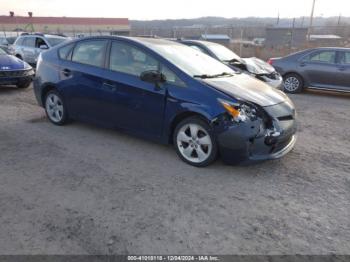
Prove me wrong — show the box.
[46,36,67,47]
[205,42,242,62]
[6,37,17,44]
[147,42,235,77]
[0,48,7,55]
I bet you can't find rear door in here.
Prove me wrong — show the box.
[299,50,338,88]
[58,39,110,124]
[102,40,167,137]
[334,50,350,91]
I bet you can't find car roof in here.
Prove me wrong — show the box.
[74,36,185,48]
[19,34,66,39]
[308,47,350,52]
[180,40,218,46]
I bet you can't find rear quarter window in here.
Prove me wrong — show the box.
[58,43,74,60]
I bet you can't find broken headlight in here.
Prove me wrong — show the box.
[218,99,257,123]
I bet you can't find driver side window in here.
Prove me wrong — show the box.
[35,38,47,48]
[109,41,159,76]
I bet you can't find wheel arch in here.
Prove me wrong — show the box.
[168,111,211,144]
[283,71,307,87]
[41,83,58,106]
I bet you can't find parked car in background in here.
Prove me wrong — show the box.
[179,40,283,89]
[34,36,296,167]
[269,47,350,93]
[0,47,34,88]
[12,33,67,66]
[0,36,17,53]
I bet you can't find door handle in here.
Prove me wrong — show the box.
[338,66,346,71]
[102,81,117,91]
[62,68,71,77]
[299,62,306,67]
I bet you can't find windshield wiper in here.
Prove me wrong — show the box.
[193,72,233,79]
[224,58,243,64]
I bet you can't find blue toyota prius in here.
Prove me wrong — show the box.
[34,36,297,167]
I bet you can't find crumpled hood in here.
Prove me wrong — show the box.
[0,54,29,70]
[241,57,275,75]
[202,73,287,107]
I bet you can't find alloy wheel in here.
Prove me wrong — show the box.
[45,93,64,123]
[176,123,212,164]
[284,76,300,92]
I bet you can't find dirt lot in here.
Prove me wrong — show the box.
[0,84,349,255]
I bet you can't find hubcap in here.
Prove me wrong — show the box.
[177,123,212,163]
[284,76,300,92]
[45,93,64,123]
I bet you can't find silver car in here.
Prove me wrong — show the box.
[180,40,283,89]
[11,33,67,66]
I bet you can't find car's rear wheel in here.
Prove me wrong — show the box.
[173,117,218,167]
[44,90,68,125]
[283,73,303,93]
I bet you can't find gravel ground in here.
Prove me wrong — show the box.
[0,85,349,255]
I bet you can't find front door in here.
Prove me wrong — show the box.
[300,50,338,89]
[103,40,167,137]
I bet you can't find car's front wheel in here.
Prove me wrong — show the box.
[44,90,68,125]
[283,73,304,93]
[173,117,218,167]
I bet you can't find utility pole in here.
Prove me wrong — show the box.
[307,0,316,42]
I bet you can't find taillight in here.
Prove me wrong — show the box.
[267,58,274,65]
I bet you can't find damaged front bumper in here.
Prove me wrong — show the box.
[214,101,297,164]
[256,72,283,90]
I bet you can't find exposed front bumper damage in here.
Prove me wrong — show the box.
[258,73,283,90]
[0,69,34,86]
[214,100,297,164]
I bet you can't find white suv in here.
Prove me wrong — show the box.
[12,33,67,66]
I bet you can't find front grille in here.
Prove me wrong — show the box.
[271,136,293,153]
[277,115,294,121]
[0,69,33,78]
[267,72,280,80]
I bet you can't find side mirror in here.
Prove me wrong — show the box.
[39,45,49,50]
[140,70,166,85]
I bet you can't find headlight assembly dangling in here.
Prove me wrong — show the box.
[218,99,257,123]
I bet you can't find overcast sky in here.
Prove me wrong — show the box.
[0,0,349,20]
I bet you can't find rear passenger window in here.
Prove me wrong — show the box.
[58,43,74,60]
[109,41,159,76]
[339,52,350,65]
[72,40,107,67]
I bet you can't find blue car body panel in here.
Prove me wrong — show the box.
[34,36,297,164]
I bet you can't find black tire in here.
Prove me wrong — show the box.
[44,89,68,126]
[283,73,304,93]
[17,80,31,89]
[173,116,218,167]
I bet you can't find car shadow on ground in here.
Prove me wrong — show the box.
[303,88,350,99]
